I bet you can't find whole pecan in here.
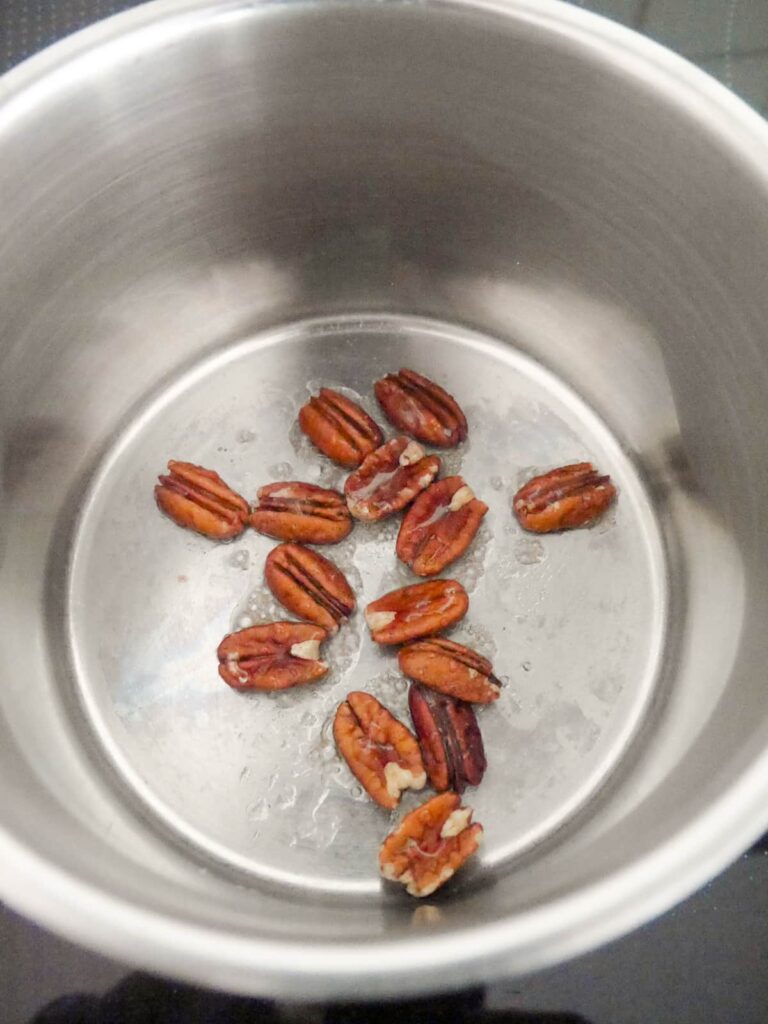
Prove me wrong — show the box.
[250,482,352,545]
[217,621,328,691]
[396,476,488,575]
[513,462,616,533]
[344,436,440,522]
[155,460,249,540]
[409,685,487,793]
[365,579,468,645]
[399,637,500,704]
[374,369,468,448]
[264,543,355,634]
[333,691,426,810]
[298,388,383,468]
[379,791,483,897]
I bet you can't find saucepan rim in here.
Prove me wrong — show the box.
[2,0,768,998]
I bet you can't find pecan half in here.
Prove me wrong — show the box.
[217,621,328,691]
[333,691,426,809]
[399,637,500,704]
[409,685,487,793]
[374,369,468,448]
[298,388,384,468]
[264,543,355,634]
[344,436,441,522]
[250,482,352,545]
[379,791,483,897]
[513,462,616,533]
[155,460,249,540]
[397,476,488,576]
[365,579,468,645]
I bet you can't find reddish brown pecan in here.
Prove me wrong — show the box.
[298,388,383,468]
[250,482,352,545]
[333,691,426,809]
[409,685,487,793]
[399,637,500,704]
[154,460,249,540]
[344,436,440,522]
[374,369,468,448]
[264,543,355,634]
[365,579,468,645]
[379,791,483,897]
[396,476,488,576]
[217,621,328,691]
[513,462,616,533]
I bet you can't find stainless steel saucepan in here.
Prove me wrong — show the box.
[2,0,768,1000]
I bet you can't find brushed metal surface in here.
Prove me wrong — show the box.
[66,315,664,890]
[1,0,768,1001]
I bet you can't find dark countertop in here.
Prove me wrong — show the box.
[2,2,768,1022]
[4,843,768,1022]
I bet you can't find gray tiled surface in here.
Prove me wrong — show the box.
[642,0,768,58]
[589,0,768,116]
[699,51,768,111]
[3,1,768,115]
[0,0,136,70]
[572,0,644,27]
